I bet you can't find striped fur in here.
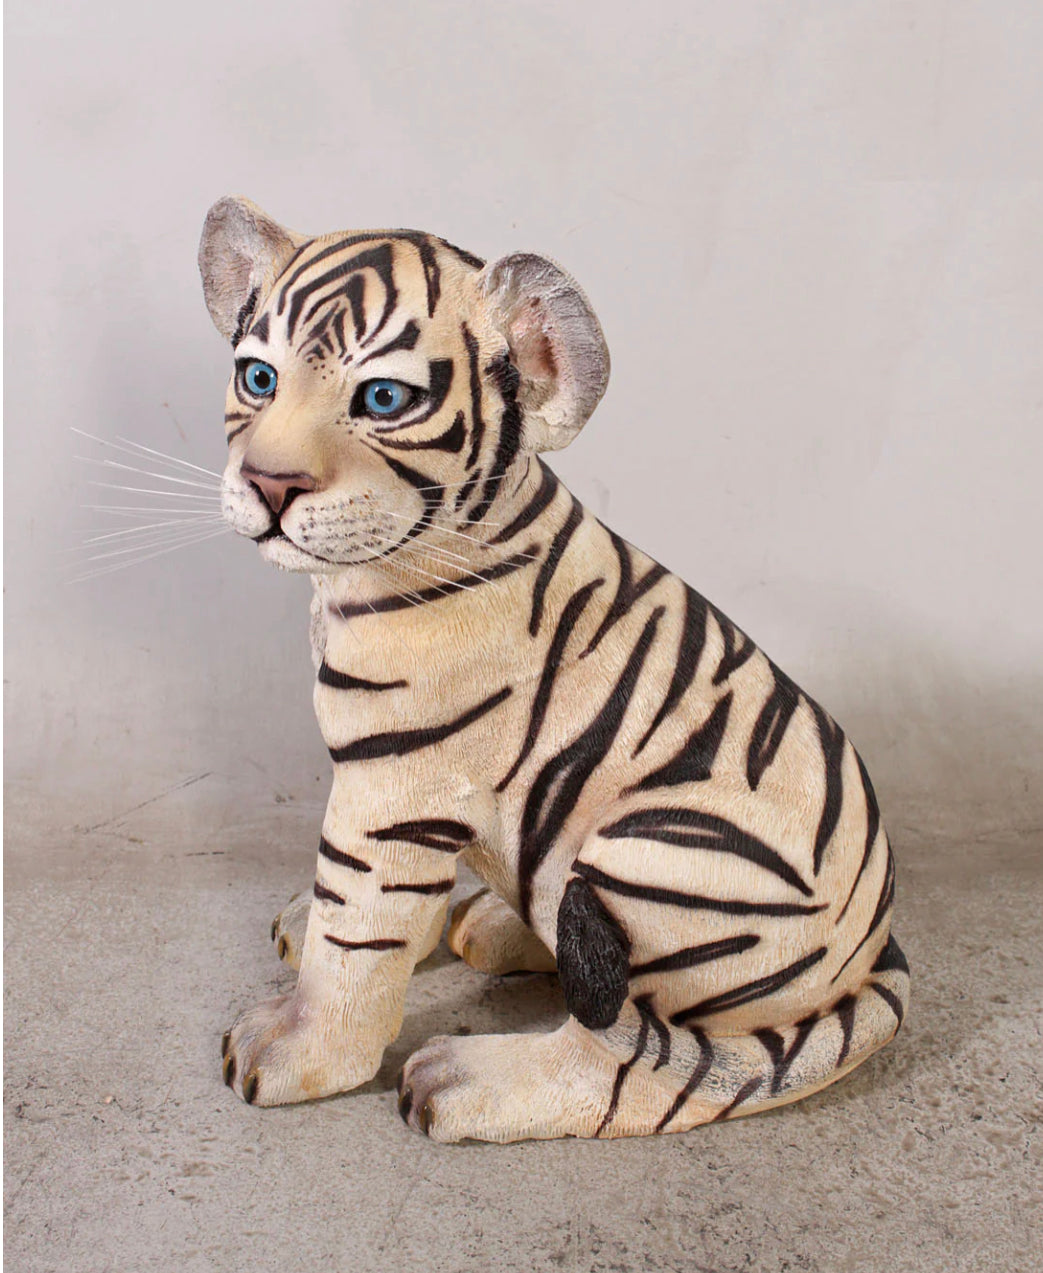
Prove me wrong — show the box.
[202,199,908,1137]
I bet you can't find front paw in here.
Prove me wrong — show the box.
[221,993,377,1106]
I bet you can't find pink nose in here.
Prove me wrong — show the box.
[241,464,317,516]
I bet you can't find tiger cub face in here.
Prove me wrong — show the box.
[199,198,610,574]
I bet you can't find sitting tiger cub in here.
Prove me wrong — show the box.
[200,197,909,1142]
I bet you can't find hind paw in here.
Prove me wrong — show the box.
[446,889,556,974]
[396,1025,612,1142]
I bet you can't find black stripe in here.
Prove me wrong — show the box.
[468,354,523,523]
[837,751,882,921]
[655,1027,713,1133]
[713,1075,763,1121]
[529,494,583,637]
[453,473,480,512]
[367,819,475,852]
[834,994,858,1067]
[330,687,510,764]
[810,702,846,876]
[438,237,485,270]
[231,288,258,347]
[575,862,827,918]
[517,608,664,923]
[248,312,270,343]
[380,879,454,895]
[629,692,733,791]
[869,982,905,1028]
[747,668,801,791]
[630,933,760,978]
[831,848,895,984]
[325,935,406,952]
[226,417,253,444]
[357,320,420,365]
[331,307,349,358]
[313,881,345,904]
[581,533,668,656]
[342,274,367,341]
[317,661,408,692]
[329,550,534,620]
[319,836,371,873]
[669,947,828,1025]
[595,1009,651,1137]
[599,807,813,897]
[871,933,909,976]
[711,610,756,686]
[489,459,558,545]
[634,994,672,1071]
[495,577,604,791]
[462,324,485,469]
[287,245,396,340]
[755,1016,817,1096]
[379,410,466,454]
[634,586,710,755]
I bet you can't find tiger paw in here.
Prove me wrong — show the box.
[221,993,378,1106]
[446,889,556,975]
[396,1027,612,1142]
[270,892,310,970]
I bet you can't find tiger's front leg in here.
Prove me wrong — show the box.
[221,794,465,1107]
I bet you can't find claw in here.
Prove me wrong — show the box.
[221,1030,231,1058]
[397,1085,414,1124]
[270,918,279,942]
[223,1053,236,1087]
[242,1072,259,1105]
[417,1102,433,1136]
[277,935,289,960]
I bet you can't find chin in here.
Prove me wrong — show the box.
[257,534,341,574]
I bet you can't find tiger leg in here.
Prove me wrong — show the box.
[447,888,557,974]
[272,889,449,971]
[222,804,461,1106]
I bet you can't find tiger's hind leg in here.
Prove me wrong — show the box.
[398,877,910,1143]
[447,888,557,974]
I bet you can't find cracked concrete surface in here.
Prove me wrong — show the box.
[4,773,1041,1272]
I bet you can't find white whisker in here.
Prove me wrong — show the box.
[71,427,224,481]
[87,482,222,501]
[381,508,504,538]
[69,527,229,583]
[75,523,230,563]
[82,504,227,517]
[371,524,471,563]
[75,455,223,491]
[366,534,508,595]
[406,470,515,495]
[112,433,224,480]
[379,509,539,562]
[76,516,226,546]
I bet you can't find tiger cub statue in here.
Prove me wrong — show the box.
[200,197,909,1142]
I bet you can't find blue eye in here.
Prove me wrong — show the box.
[361,379,412,417]
[243,360,277,397]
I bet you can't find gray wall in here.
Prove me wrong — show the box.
[6,0,1041,833]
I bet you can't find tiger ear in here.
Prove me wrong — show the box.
[198,196,306,344]
[478,253,610,452]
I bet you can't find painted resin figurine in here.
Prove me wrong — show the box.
[200,197,909,1142]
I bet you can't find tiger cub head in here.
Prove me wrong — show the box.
[199,197,609,573]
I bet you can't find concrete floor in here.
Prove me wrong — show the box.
[4,772,1041,1273]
